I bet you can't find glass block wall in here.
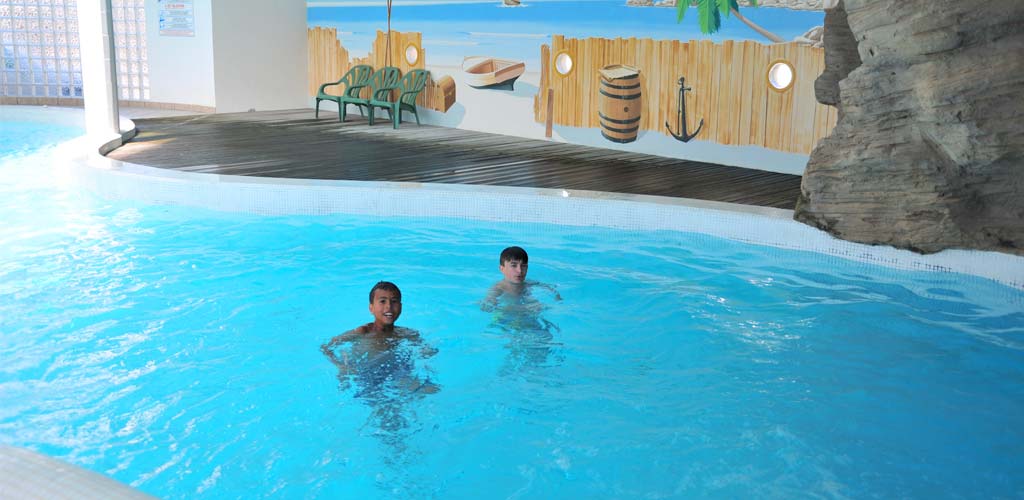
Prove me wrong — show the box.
[0,0,148,100]
[112,0,147,100]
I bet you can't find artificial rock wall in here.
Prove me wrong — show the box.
[794,0,1024,255]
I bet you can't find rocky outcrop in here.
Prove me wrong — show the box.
[813,0,859,106]
[795,0,1024,255]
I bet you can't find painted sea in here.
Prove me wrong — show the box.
[307,0,825,69]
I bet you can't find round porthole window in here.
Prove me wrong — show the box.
[767,60,795,91]
[554,51,574,77]
[405,44,420,65]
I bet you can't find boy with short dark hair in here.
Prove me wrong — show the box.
[483,247,562,373]
[482,246,561,311]
[357,280,403,334]
[321,281,439,396]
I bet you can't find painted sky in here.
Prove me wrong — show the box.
[309,0,612,5]
[309,0,823,67]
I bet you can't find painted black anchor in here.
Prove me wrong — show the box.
[665,77,704,142]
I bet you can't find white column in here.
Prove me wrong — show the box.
[77,0,122,150]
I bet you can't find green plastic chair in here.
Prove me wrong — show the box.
[343,66,402,124]
[368,69,429,129]
[314,64,373,122]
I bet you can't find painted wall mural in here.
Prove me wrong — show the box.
[306,0,831,174]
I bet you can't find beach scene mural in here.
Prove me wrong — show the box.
[307,0,829,174]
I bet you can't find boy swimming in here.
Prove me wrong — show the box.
[481,247,562,373]
[321,281,438,399]
[481,246,561,311]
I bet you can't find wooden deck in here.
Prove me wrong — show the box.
[106,109,803,209]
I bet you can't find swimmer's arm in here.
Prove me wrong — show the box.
[322,330,359,351]
[419,343,439,358]
[406,335,440,387]
[320,330,359,372]
[321,346,352,373]
[481,284,504,311]
[533,281,562,301]
[403,330,439,359]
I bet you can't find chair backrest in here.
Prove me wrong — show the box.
[341,64,374,97]
[398,69,429,106]
[370,66,402,93]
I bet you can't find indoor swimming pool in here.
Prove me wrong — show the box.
[2,107,1023,498]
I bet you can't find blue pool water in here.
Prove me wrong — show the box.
[2,117,1024,498]
[0,120,84,159]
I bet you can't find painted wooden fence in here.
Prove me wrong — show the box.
[533,35,837,154]
[307,27,453,112]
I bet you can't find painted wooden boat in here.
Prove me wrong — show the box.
[462,56,526,91]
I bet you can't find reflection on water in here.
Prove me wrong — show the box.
[321,328,439,456]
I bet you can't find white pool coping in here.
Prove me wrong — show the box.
[12,104,1024,292]
[0,446,157,500]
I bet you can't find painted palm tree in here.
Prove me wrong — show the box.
[676,0,784,43]
[385,0,394,66]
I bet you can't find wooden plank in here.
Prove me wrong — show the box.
[747,40,770,147]
[662,40,678,135]
[566,36,576,126]
[653,41,664,134]
[716,39,737,146]
[550,36,563,125]
[694,40,714,144]
[706,41,723,142]
[683,41,701,142]
[778,43,797,152]
[582,37,594,128]
[639,37,653,130]
[789,45,819,153]
[535,43,550,123]
[106,109,802,209]
[764,43,791,151]
[553,35,565,125]
[734,41,754,146]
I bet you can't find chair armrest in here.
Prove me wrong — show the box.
[342,83,369,98]
[373,85,400,99]
[398,90,422,104]
[316,78,347,94]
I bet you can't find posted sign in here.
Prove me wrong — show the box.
[158,0,195,37]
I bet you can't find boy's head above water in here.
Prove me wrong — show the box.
[368,281,402,329]
[499,246,529,284]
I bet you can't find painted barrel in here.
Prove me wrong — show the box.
[598,65,641,144]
